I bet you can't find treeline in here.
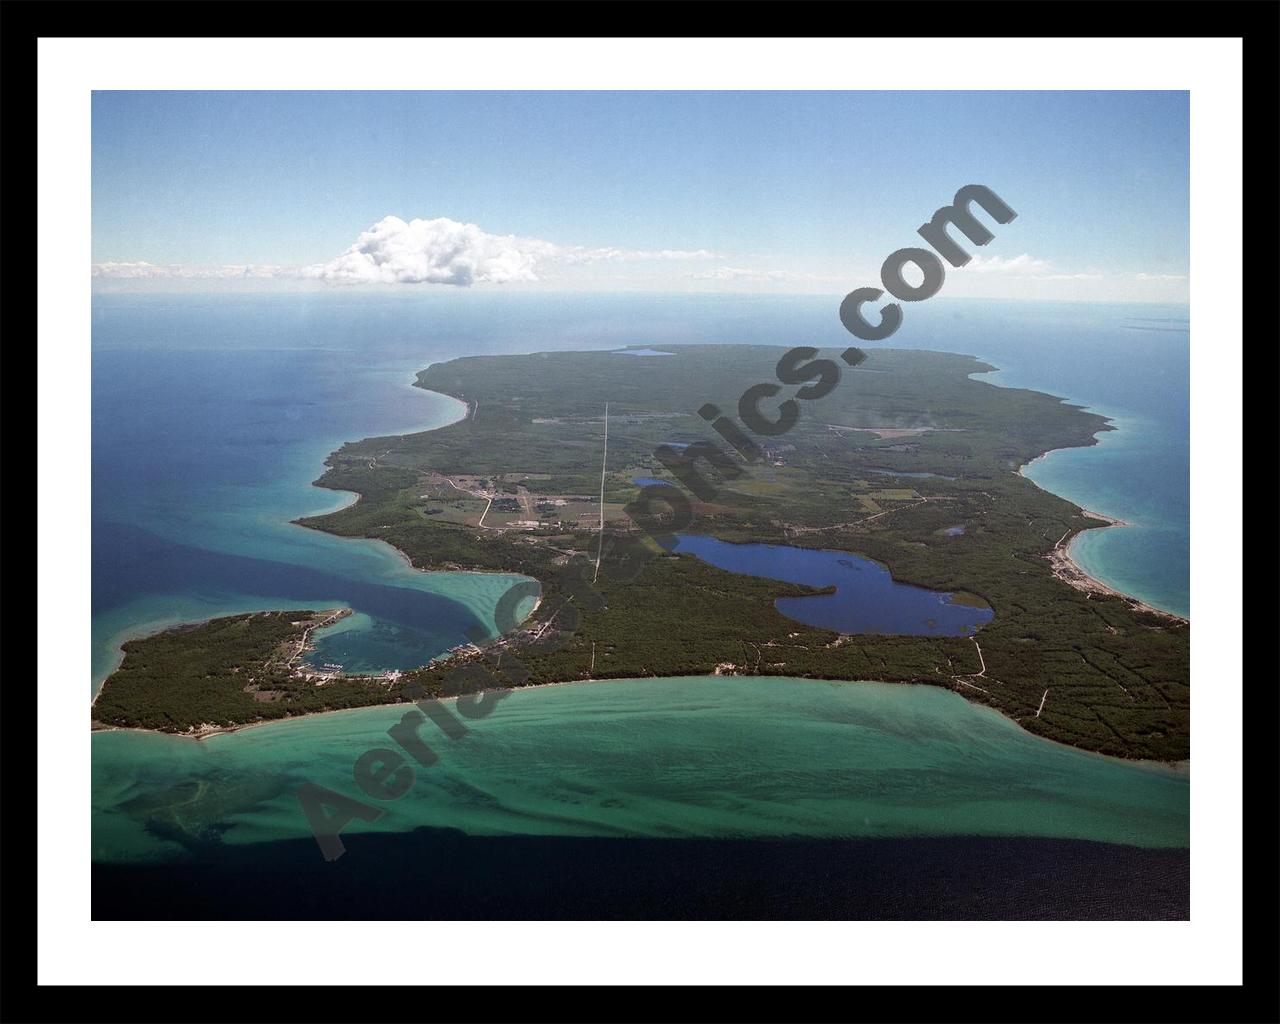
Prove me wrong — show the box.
[99,345,1189,760]
[92,612,402,733]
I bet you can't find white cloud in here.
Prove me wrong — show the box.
[940,252,1189,303]
[960,253,1052,275]
[300,217,719,285]
[96,216,721,287]
[94,229,1187,300]
[956,253,1105,282]
[690,266,800,282]
[91,261,285,280]
[301,216,558,285]
[559,246,719,265]
[953,258,1184,286]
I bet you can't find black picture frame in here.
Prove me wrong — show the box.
[5,2,1276,1020]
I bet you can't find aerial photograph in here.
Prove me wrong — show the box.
[89,90,1190,920]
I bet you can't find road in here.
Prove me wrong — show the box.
[593,402,609,583]
[950,636,989,693]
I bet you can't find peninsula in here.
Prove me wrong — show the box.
[92,345,1189,761]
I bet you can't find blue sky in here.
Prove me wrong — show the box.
[92,91,1189,301]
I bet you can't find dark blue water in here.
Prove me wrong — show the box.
[91,304,537,686]
[90,293,1187,903]
[92,832,1188,921]
[671,534,993,636]
[92,292,1187,692]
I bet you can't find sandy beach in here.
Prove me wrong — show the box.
[1018,449,1187,625]
[1046,516,1187,624]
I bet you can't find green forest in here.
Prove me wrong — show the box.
[93,345,1189,760]
[91,611,406,732]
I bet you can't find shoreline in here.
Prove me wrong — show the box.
[1017,449,1187,625]
[1048,529,1186,624]
[90,672,1190,773]
[92,581,548,741]
[975,362,1183,622]
[93,349,1187,762]
[91,380,497,701]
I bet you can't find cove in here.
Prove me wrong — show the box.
[91,331,537,688]
[669,534,992,636]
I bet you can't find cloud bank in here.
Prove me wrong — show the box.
[690,266,800,283]
[93,217,721,286]
[91,229,1184,299]
[91,261,286,280]
[959,253,1103,282]
[301,216,718,286]
[961,253,1052,275]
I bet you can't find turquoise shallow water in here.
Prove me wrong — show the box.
[92,676,1188,863]
[1018,413,1187,617]
[895,303,1189,618]
[91,293,1189,868]
[92,326,536,688]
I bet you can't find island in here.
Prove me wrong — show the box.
[92,345,1189,761]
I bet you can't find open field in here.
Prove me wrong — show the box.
[93,345,1189,760]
